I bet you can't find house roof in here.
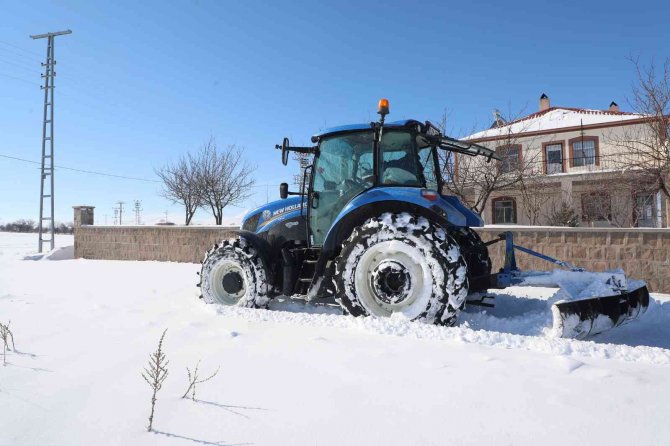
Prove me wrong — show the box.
[466,107,647,141]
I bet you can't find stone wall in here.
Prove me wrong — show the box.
[74,226,238,263]
[73,225,670,293]
[474,227,670,293]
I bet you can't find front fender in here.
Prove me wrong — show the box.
[323,187,469,250]
[307,188,470,298]
[227,229,277,285]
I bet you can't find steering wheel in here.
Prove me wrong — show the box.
[344,177,367,189]
[344,178,362,189]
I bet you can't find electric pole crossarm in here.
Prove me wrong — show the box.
[30,30,72,39]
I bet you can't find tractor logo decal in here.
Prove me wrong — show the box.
[272,203,301,216]
[258,203,303,228]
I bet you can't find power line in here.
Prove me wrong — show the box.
[0,71,40,86]
[0,153,160,182]
[0,58,41,75]
[0,153,290,187]
[0,40,43,59]
[0,51,41,70]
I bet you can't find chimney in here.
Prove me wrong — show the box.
[609,101,620,112]
[539,93,550,111]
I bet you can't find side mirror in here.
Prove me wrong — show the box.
[281,137,289,165]
[279,182,289,199]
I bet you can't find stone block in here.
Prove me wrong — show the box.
[619,246,636,260]
[653,249,669,263]
[571,246,587,259]
[638,248,654,261]
[590,261,608,271]
[587,247,603,260]
[642,233,660,248]
[609,233,626,245]
[564,233,578,244]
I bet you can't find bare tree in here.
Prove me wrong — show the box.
[577,172,657,228]
[437,108,543,214]
[197,139,256,225]
[544,200,579,227]
[517,164,561,225]
[142,329,169,432]
[181,360,220,401]
[156,151,202,225]
[608,57,670,225]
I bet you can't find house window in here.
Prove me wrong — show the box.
[497,145,522,173]
[493,197,517,224]
[544,143,563,174]
[570,137,598,167]
[635,192,657,227]
[581,192,611,222]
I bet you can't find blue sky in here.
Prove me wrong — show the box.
[0,0,668,225]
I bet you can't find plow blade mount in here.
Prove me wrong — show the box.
[551,285,650,339]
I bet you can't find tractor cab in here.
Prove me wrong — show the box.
[277,99,499,248]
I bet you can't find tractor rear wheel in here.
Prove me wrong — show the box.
[449,227,492,281]
[198,237,270,308]
[334,213,468,326]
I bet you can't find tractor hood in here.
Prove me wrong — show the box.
[241,196,305,233]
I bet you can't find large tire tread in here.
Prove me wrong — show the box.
[334,212,468,326]
[198,237,270,308]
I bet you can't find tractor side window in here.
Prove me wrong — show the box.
[380,132,422,186]
[418,146,438,191]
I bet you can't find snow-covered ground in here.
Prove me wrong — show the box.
[1,231,670,445]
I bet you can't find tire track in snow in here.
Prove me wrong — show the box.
[212,301,670,365]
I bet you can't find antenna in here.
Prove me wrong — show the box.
[492,109,506,127]
[31,29,72,252]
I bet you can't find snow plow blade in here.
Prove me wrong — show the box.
[552,285,650,339]
[482,232,652,339]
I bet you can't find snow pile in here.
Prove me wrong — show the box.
[23,245,74,261]
[1,232,670,446]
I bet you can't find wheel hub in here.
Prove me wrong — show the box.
[370,260,412,305]
[210,260,247,305]
[222,271,244,295]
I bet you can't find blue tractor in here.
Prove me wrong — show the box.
[198,99,649,338]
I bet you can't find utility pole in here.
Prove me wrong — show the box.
[31,29,72,252]
[134,200,142,225]
[114,201,125,225]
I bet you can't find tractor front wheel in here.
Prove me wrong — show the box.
[334,213,468,326]
[198,238,270,308]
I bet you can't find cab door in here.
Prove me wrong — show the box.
[308,132,374,246]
